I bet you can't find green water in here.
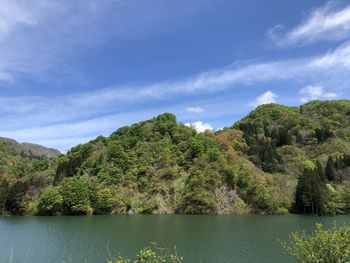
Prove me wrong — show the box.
[0,214,349,263]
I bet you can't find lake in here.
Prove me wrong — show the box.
[0,214,349,263]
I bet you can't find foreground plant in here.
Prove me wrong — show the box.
[282,223,350,263]
[107,243,183,263]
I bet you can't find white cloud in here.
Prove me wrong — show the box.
[310,41,350,69]
[185,106,204,113]
[0,110,162,152]
[0,0,215,82]
[5,44,350,101]
[77,41,350,106]
[0,1,38,38]
[249,91,278,107]
[0,0,198,81]
[185,121,213,133]
[1,39,350,151]
[272,3,350,46]
[300,85,338,103]
[0,2,349,86]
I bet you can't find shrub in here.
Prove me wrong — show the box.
[37,187,63,215]
[283,223,350,263]
[59,176,94,215]
[95,187,122,214]
[107,243,183,263]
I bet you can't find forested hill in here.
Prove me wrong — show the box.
[1,100,350,216]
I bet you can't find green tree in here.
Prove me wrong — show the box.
[37,187,63,215]
[106,141,127,170]
[0,179,9,213]
[283,223,350,263]
[181,169,218,214]
[315,160,326,182]
[324,185,343,215]
[107,243,183,263]
[344,154,350,167]
[94,187,122,214]
[294,162,328,215]
[59,176,94,215]
[325,156,337,181]
[98,163,124,185]
[315,125,333,143]
[5,180,28,215]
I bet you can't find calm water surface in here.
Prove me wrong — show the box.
[0,214,349,263]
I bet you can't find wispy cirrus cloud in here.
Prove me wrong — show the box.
[0,1,38,38]
[185,106,204,113]
[2,35,350,150]
[269,2,350,47]
[73,41,350,106]
[0,0,214,83]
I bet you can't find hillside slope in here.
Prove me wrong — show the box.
[0,138,60,214]
[0,100,349,216]
[50,113,280,215]
[234,100,350,176]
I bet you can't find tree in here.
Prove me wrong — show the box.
[325,156,337,181]
[181,169,218,214]
[343,154,350,167]
[54,156,84,184]
[37,187,63,215]
[315,126,333,143]
[283,223,350,263]
[294,162,328,215]
[59,176,94,215]
[315,160,326,182]
[0,179,9,213]
[251,138,278,173]
[108,243,183,263]
[106,141,127,170]
[94,187,122,214]
[5,180,28,215]
[334,156,343,169]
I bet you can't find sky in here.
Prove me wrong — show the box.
[0,0,350,152]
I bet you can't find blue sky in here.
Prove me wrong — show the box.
[1,0,350,151]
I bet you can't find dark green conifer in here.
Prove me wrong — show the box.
[325,156,336,181]
[315,160,326,182]
[295,164,328,215]
[0,179,9,212]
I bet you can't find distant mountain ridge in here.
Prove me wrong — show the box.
[0,137,60,158]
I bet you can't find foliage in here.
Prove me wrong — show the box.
[37,187,63,215]
[95,187,123,214]
[107,244,183,263]
[181,169,218,214]
[0,179,9,212]
[4,180,28,215]
[294,163,328,215]
[59,176,94,215]
[1,100,350,216]
[283,223,350,263]
[325,156,337,181]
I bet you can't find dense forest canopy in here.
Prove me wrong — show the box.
[1,100,350,216]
